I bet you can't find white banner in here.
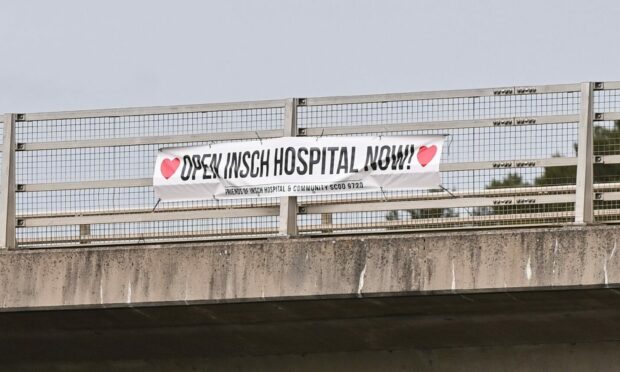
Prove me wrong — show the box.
[153,136,444,201]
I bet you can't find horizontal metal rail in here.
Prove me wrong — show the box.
[595,182,620,191]
[18,129,283,151]
[304,84,580,106]
[599,155,620,164]
[598,192,620,201]
[19,178,153,192]
[19,99,287,122]
[298,184,578,207]
[598,81,620,90]
[302,194,575,215]
[19,207,279,227]
[439,157,577,172]
[597,112,620,121]
[17,199,280,218]
[300,114,579,136]
[300,211,577,233]
[18,227,278,246]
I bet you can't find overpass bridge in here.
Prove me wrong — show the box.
[1,82,620,371]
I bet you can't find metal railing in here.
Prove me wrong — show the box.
[3,81,620,249]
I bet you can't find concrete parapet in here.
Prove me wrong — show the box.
[1,225,619,311]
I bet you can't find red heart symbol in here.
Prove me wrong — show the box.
[417,145,437,167]
[160,158,180,179]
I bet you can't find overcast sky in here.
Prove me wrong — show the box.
[1,0,619,113]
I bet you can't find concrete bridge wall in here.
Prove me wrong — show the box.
[1,225,620,311]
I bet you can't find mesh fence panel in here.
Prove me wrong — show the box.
[13,84,620,247]
[297,92,580,233]
[595,89,620,113]
[15,108,284,248]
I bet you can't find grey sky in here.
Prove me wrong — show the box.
[1,0,618,113]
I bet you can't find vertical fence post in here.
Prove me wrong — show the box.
[279,99,298,236]
[575,82,594,224]
[0,114,17,249]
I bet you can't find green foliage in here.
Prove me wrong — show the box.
[386,121,620,221]
[592,121,620,183]
[489,173,527,188]
[486,121,620,215]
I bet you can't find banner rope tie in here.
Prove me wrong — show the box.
[444,134,453,156]
[439,184,474,216]
[316,128,325,141]
[439,185,457,198]
[380,186,388,202]
[152,198,161,212]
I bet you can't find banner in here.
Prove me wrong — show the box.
[153,136,444,201]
